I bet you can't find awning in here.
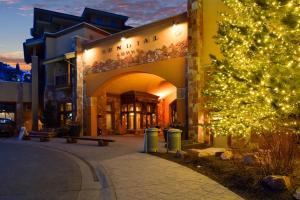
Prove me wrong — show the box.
[43,52,76,65]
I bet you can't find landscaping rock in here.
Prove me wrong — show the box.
[294,187,300,200]
[215,151,223,157]
[175,151,188,159]
[220,150,233,160]
[262,175,291,191]
[186,148,226,158]
[243,153,257,165]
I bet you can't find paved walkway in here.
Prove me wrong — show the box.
[4,136,244,200]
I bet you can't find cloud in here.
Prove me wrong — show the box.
[0,51,31,71]
[17,0,187,26]
[0,51,23,59]
[18,5,33,11]
[0,0,21,5]
[17,12,33,17]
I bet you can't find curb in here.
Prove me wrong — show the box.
[96,164,117,200]
[3,139,117,200]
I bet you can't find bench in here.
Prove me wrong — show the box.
[63,136,115,146]
[23,135,50,142]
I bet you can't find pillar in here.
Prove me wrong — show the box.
[74,37,84,135]
[31,56,39,131]
[187,0,206,143]
[89,97,98,137]
[16,83,24,130]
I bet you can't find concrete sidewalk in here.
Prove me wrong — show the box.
[5,136,244,200]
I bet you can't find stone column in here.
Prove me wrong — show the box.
[74,37,84,135]
[97,92,107,135]
[187,0,206,143]
[31,56,39,131]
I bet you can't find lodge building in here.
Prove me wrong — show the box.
[23,0,227,146]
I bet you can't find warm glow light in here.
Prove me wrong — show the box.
[149,81,177,100]
[204,0,299,137]
[121,37,127,42]
[172,23,183,37]
[83,48,96,61]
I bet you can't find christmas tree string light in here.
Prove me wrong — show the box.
[204,0,300,137]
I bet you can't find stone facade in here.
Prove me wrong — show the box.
[107,94,121,134]
[75,37,85,134]
[85,40,188,75]
[187,0,210,143]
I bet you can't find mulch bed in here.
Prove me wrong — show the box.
[152,151,300,200]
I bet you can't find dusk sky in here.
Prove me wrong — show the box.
[0,0,186,70]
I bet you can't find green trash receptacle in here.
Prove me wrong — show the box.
[144,128,159,153]
[167,128,182,151]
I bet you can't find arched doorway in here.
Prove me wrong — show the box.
[87,72,186,136]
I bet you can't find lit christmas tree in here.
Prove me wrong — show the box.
[205,0,299,137]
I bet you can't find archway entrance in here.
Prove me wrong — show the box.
[87,72,186,136]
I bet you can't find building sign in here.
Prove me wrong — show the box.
[83,17,188,75]
[101,35,159,57]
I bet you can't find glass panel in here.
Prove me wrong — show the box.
[136,103,141,112]
[128,113,134,129]
[60,104,64,112]
[106,113,112,130]
[142,114,147,128]
[66,103,72,112]
[151,105,156,113]
[146,105,151,112]
[136,113,141,129]
[147,115,151,127]
[122,114,127,128]
[152,114,156,125]
[106,104,112,112]
[0,112,14,121]
[128,104,134,112]
[122,105,127,112]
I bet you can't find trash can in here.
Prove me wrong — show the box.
[167,128,182,151]
[144,128,159,153]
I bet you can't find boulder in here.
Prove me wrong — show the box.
[186,148,226,158]
[220,150,233,160]
[175,151,188,159]
[294,187,300,200]
[262,175,291,191]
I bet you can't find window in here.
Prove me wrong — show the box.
[58,102,72,125]
[121,91,159,130]
[106,103,113,130]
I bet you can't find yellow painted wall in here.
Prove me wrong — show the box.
[86,57,186,97]
[45,27,107,59]
[202,0,227,65]
[83,14,187,68]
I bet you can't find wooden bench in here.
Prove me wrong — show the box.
[63,136,115,146]
[24,131,56,142]
[23,135,50,142]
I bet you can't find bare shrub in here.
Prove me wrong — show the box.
[256,131,298,176]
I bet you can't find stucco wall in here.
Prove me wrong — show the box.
[83,13,188,74]
[0,82,31,102]
[202,0,226,65]
[45,27,108,59]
